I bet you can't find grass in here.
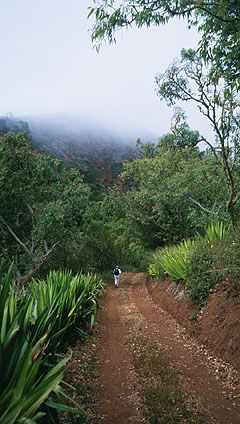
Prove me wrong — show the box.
[131,334,207,424]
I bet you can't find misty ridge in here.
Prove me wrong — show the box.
[0,113,158,189]
[0,113,157,168]
[26,113,137,164]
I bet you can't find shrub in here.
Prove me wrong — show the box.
[149,239,194,282]
[186,241,215,308]
[148,222,231,307]
[210,230,240,286]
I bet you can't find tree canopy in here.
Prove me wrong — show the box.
[155,48,240,225]
[89,0,240,82]
[0,132,90,282]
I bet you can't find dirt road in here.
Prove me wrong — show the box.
[64,273,240,423]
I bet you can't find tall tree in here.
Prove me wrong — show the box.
[155,48,240,226]
[0,132,90,283]
[89,0,240,82]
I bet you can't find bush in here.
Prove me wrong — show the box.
[186,241,215,308]
[210,230,240,286]
[148,222,231,308]
[80,221,118,272]
[149,239,194,282]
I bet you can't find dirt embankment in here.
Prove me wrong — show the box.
[147,277,240,371]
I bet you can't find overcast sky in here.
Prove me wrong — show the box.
[0,0,211,140]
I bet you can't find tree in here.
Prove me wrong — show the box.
[89,0,240,82]
[120,149,228,247]
[157,107,201,152]
[135,138,157,159]
[0,132,90,283]
[80,220,117,272]
[155,48,240,226]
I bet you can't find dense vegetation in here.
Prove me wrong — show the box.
[87,0,240,306]
[0,1,240,422]
[0,264,104,422]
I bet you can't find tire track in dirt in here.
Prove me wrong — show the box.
[92,272,240,423]
[129,273,240,424]
[93,279,143,424]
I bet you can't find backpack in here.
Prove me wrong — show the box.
[114,268,119,276]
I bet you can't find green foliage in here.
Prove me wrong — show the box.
[120,149,229,248]
[0,265,67,423]
[186,241,215,308]
[149,239,193,281]
[149,222,231,307]
[89,0,240,83]
[155,48,240,226]
[209,231,240,285]
[197,221,230,243]
[29,270,104,350]
[135,138,157,158]
[79,220,117,272]
[157,107,201,152]
[186,224,239,308]
[195,0,240,82]
[0,264,104,423]
[81,187,150,271]
[0,132,90,280]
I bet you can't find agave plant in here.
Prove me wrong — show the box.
[149,222,230,285]
[28,270,104,353]
[0,265,71,423]
[0,265,103,423]
[149,239,194,282]
[197,222,230,243]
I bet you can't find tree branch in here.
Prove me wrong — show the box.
[19,241,59,285]
[186,196,219,215]
[0,215,31,255]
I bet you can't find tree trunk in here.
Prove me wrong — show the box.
[227,201,237,229]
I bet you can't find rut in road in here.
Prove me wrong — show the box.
[86,273,240,423]
[91,279,143,423]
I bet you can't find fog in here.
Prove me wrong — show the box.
[0,0,212,141]
[25,113,143,148]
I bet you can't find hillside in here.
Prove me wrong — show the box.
[27,114,136,165]
[1,113,155,191]
[27,114,138,191]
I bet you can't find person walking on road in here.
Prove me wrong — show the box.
[113,265,121,288]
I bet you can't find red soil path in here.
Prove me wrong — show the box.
[91,272,240,423]
[64,272,240,423]
[92,284,143,424]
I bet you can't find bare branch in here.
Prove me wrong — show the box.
[19,241,59,285]
[212,198,217,212]
[186,196,219,215]
[44,240,49,254]
[30,240,35,254]
[0,215,31,255]
[26,203,34,214]
[16,212,23,226]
